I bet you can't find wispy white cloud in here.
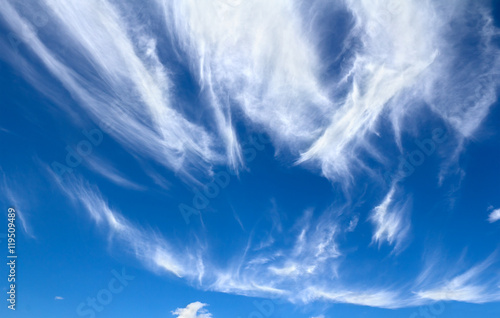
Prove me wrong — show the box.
[0,0,226,182]
[297,286,405,308]
[297,0,438,180]
[0,171,34,238]
[346,215,359,232]
[163,0,331,156]
[50,172,195,279]
[85,155,145,191]
[2,0,498,188]
[416,252,500,303]
[300,1,498,185]
[172,302,212,318]
[51,172,500,308]
[48,174,368,304]
[160,0,500,189]
[369,186,411,251]
[51,171,289,298]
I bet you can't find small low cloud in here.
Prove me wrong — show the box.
[172,302,212,318]
[487,208,500,223]
[54,296,64,300]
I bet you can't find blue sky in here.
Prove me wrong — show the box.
[0,0,500,317]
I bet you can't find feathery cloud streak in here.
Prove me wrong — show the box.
[1,0,499,184]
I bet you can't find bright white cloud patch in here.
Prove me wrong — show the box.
[172,302,212,318]
[487,208,500,223]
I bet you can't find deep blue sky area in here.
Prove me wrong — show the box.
[1,1,500,318]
